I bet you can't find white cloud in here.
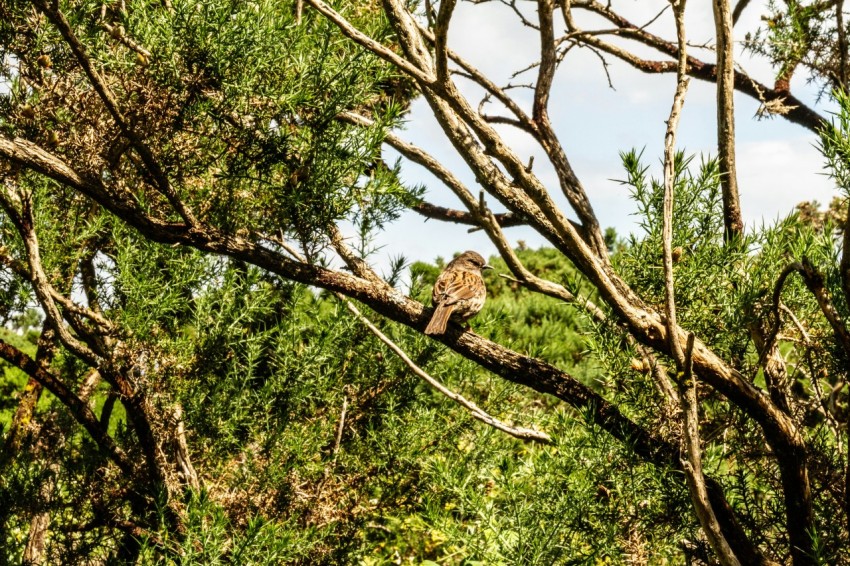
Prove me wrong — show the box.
[737,138,836,226]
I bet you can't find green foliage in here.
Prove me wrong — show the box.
[0,244,682,564]
[820,88,850,196]
[743,0,845,94]
[592,148,849,560]
[0,0,419,251]
[0,327,37,432]
[0,0,848,563]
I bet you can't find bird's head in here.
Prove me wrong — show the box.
[451,250,493,272]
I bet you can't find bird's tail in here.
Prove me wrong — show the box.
[425,303,455,335]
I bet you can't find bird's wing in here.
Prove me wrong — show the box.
[433,270,480,306]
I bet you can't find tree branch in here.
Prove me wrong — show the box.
[797,259,850,355]
[0,340,133,475]
[306,0,434,83]
[533,0,557,124]
[678,334,741,566]
[344,299,552,444]
[0,128,770,562]
[434,0,457,83]
[0,246,115,334]
[731,0,752,24]
[412,201,527,228]
[660,7,740,562]
[0,188,103,367]
[566,0,827,132]
[661,0,690,371]
[713,0,743,241]
[416,22,535,131]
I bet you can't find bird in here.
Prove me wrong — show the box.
[424,250,492,335]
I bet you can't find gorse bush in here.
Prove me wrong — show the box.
[0,0,849,564]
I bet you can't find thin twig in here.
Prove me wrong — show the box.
[332,391,349,458]
[273,227,552,444]
[779,303,810,344]
[305,0,434,83]
[343,300,552,444]
[100,21,152,59]
[713,0,743,241]
[662,4,739,564]
[415,22,535,132]
[678,333,739,566]
[661,1,690,369]
[173,405,200,490]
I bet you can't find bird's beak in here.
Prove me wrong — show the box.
[482,264,494,270]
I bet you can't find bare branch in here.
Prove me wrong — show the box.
[661,7,739,563]
[412,201,527,228]
[343,299,552,444]
[731,0,752,24]
[779,303,811,344]
[306,0,434,83]
[643,347,679,406]
[476,191,607,322]
[713,0,743,241]
[172,405,200,491]
[0,339,133,475]
[396,16,609,259]
[331,389,349,458]
[566,0,827,132]
[326,223,387,287]
[533,0,557,123]
[411,30,535,130]
[678,334,741,566]
[434,0,457,83]
[661,1,690,368]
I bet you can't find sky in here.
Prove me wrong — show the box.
[360,0,839,274]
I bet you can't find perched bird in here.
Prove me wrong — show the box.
[425,250,492,335]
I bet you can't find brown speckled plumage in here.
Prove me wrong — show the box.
[425,251,491,335]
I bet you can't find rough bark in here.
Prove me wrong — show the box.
[713,0,743,241]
